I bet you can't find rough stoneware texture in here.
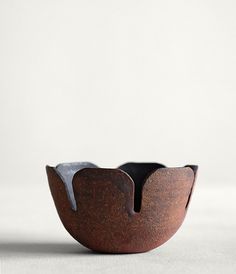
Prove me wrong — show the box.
[46,162,198,253]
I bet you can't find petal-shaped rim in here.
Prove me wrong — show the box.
[142,166,197,213]
[46,162,198,212]
[72,167,135,215]
[118,162,166,212]
[54,162,98,210]
[184,165,198,209]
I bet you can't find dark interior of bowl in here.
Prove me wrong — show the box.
[55,162,166,212]
[118,163,166,212]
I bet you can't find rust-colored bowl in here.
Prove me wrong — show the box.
[46,162,198,253]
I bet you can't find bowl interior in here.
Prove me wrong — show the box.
[56,162,98,210]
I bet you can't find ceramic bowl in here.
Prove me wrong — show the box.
[46,162,198,253]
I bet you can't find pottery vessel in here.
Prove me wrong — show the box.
[46,162,198,253]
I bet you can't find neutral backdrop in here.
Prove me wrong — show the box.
[0,1,236,273]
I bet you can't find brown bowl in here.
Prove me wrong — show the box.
[46,162,198,253]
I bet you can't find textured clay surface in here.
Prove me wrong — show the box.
[46,165,197,253]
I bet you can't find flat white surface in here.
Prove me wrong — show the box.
[0,183,235,274]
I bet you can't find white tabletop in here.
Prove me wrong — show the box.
[0,182,235,274]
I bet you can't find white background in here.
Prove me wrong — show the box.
[0,1,236,273]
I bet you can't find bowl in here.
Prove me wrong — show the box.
[46,162,198,253]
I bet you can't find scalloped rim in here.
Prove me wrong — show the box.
[47,162,198,211]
